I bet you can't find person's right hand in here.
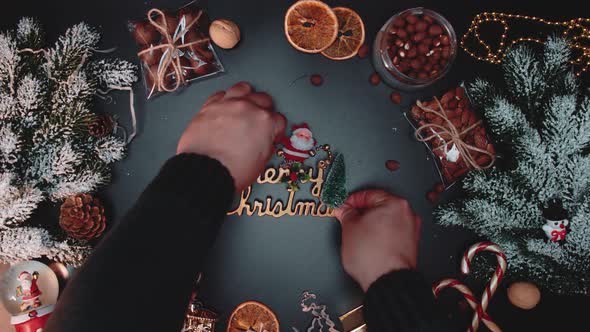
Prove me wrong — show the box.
[335,189,421,292]
[177,82,286,192]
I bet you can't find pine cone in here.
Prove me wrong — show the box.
[88,114,115,138]
[59,194,107,241]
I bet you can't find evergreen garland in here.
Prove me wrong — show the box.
[0,18,137,266]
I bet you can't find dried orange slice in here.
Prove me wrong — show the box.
[227,301,279,332]
[321,7,366,60]
[284,0,338,53]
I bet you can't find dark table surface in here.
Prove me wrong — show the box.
[4,0,589,331]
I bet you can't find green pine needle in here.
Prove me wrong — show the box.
[321,153,347,208]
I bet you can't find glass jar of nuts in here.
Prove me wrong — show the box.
[372,8,457,91]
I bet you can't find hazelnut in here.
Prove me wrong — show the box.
[507,282,541,310]
[209,19,240,49]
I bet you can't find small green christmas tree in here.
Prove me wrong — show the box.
[321,154,347,208]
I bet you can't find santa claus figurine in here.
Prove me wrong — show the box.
[278,123,317,163]
[16,271,43,312]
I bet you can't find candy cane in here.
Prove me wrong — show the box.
[433,242,507,332]
[433,279,501,332]
[462,241,507,332]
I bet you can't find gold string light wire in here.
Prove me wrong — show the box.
[461,12,590,76]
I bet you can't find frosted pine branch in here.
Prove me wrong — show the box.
[0,32,20,94]
[90,58,138,89]
[436,37,590,294]
[542,35,571,79]
[0,18,135,265]
[0,173,43,227]
[542,95,579,155]
[0,227,90,266]
[49,169,108,201]
[16,17,43,49]
[16,74,43,126]
[0,125,21,165]
[502,44,544,112]
[45,22,100,80]
[51,71,95,109]
[95,136,125,164]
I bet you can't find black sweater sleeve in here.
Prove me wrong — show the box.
[45,154,235,332]
[363,270,443,332]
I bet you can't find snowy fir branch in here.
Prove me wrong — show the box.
[436,37,590,294]
[0,17,137,265]
[0,227,90,266]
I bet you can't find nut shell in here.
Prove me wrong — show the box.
[209,19,240,49]
[507,282,541,310]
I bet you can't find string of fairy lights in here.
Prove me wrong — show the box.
[461,12,590,76]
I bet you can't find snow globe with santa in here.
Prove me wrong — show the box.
[1,260,59,332]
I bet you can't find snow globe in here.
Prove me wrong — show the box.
[1,261,59,332]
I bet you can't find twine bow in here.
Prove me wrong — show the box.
[414,97,495,170]
[137,8,209,94]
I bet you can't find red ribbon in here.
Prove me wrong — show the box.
[551,229,566,242]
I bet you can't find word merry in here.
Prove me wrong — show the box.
[228,166,335,217]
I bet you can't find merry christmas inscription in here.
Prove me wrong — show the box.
[227,165,335,218]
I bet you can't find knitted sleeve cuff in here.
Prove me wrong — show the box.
[363,270,436,331]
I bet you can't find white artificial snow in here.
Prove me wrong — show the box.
[0,125,20,164]
[0,227,90,266]
[95,136,125,164]
[16,17,41,42]
[92,59,138,89]
[17,74,42,113]
[0,173,43,227]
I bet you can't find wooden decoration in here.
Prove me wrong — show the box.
[339,305,367,332]
[228,159,335,218]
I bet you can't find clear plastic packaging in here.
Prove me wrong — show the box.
[129,1,224,99]
[405,86,496,187]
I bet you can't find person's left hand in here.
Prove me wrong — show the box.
[177,82,286,192]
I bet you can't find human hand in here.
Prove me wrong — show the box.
[177,82,286,192]
[335,189,421,292]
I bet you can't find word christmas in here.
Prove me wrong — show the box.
[228,123,336,218]
[227,165,335,218]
